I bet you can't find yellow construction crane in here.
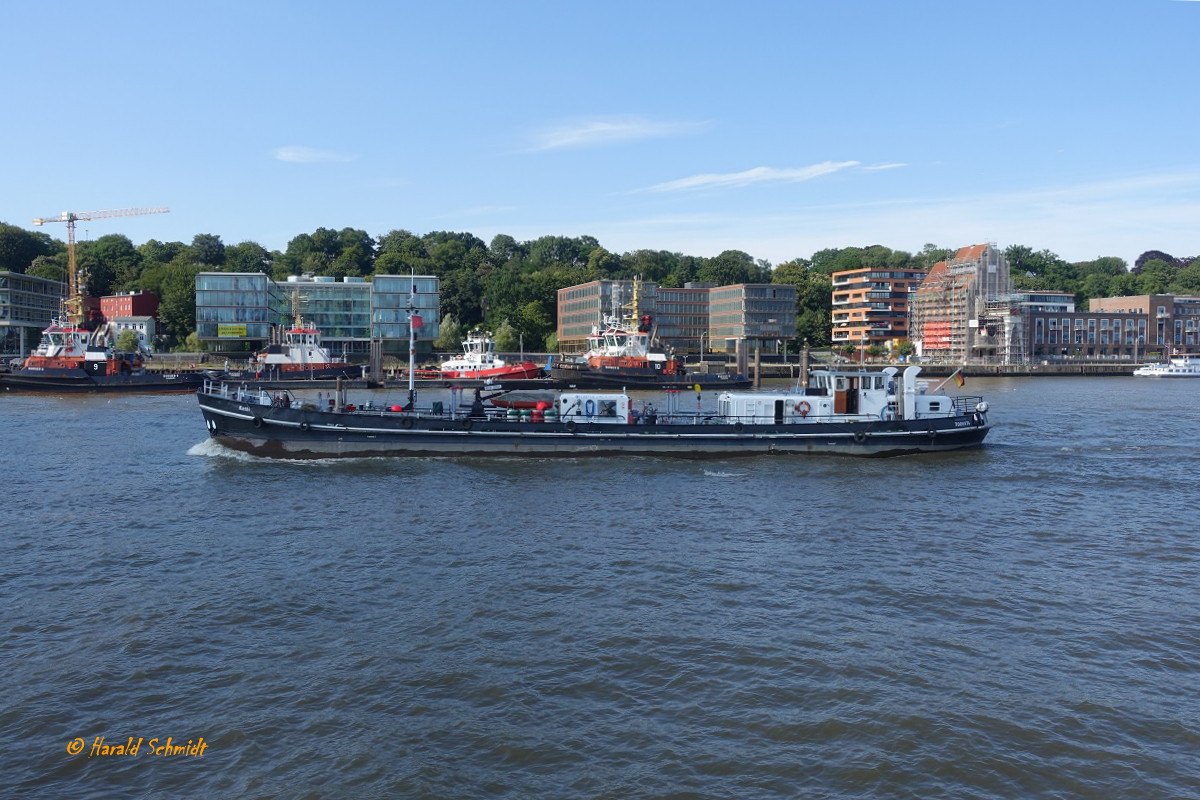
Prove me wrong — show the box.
[32,207,169,325]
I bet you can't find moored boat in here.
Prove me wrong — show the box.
[1133,356,1200,378]
[255,290,357,380]
[434,330,543,380]
[549,281,750,389]
[0,317,204,393]
[196,365,991,459]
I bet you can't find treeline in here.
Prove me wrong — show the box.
[1,221,1193,350]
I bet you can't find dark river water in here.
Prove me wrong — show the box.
[3,376,1199,799]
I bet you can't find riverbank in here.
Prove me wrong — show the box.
[748,361,1138,380]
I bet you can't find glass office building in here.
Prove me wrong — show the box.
[370,275,441,342]
[277,277,372,356]
[0,271,68,358]
[557,279,796,354]
[195,273,278,345]
[196,272,439,355]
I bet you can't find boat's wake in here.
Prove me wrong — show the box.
[187,438,434,468]
[188,439,267,462]
[703,469,747,478]
[187,439,342,466]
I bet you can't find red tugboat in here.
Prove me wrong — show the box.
[0,206,204,393]
[1,316,204,393]
[549,281,750,389]
[436,330,543,380]
[254,289,358,380]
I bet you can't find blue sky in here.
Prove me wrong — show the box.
[3,0,1198,268]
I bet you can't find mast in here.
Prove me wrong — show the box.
[407,270,418,409]
[290,287,306,329]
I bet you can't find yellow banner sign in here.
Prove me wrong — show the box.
[217,324,248,337]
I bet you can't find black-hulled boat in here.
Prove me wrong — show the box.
[196,366,991,459]
[0,318,204,393]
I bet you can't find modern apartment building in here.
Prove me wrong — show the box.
[830,266,929,351]
[1088,294,1200,352]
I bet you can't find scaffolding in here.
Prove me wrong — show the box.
[979,299,1026,365]
[909,244,1015,363]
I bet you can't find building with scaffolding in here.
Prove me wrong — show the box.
[909,244,1018,363]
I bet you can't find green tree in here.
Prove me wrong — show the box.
[0,223,58,272]
[278,227,372,278]
[481,262,528,329]
[620,249,679,283]
[191,233,226,267]
[860,245,894,269]
[75,234,141,297]
[913,243,952,270]
[138,239,187,266]
[438,268,485,329]
[183,331,205,352]
[896,340,916,357]
[375,229,430,275]
[512,300,553,348]
[435,315,463,351]
[493,319,519,351]
[1108,272,1141,297]
[27,254,65,282]
[487,234,525,266]
[525,235,597,269]
[698,250,759,285]
[1079,273,1113,302]
[1170,263,1200,294]
[114,329,141,353]
[808,248,844,275]
[1075,256,1127,278]
[224,241,272,273]
[158,263,203,343]
[773,259,832,346]
[586,246,620,278]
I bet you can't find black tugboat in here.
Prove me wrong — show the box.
[0,318,204,393]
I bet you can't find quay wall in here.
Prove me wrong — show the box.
[746,362,1137,379]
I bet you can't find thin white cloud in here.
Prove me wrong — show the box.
[530,117,709,151]
[642,161,861,193]
[862,162,907,171]
[560,167,1200,267]
[274,145,358,164]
